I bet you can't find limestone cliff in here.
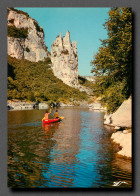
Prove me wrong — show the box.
[51,31,78,87]
[7,8,50,62]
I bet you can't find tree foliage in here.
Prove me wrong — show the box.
[8,56,88,103]
[91,8,132,113]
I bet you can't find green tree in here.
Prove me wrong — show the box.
[91,8,132,113]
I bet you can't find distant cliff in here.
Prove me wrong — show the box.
[7,8,50,62]
[82,76,95,82]
[51,31,78,87]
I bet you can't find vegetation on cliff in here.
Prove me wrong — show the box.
[78,75,95,90]
[91,8,132,113]
[33,21,44,33]
[8,56,88,103]
[8,7,30,18]
[8,25,28,38]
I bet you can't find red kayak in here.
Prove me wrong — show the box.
[42,118,61,124]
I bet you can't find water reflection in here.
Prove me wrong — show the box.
[8,107,132,188]
[8,127,44,187]
[95,125,132,188]
[41,108,82,187]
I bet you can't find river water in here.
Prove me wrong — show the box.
[8,107,132,188]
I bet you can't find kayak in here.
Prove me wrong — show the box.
[42,117,61,124]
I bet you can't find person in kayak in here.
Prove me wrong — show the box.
[44,108,52,120]
[54,109,60,119]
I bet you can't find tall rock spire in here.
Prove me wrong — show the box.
[63,31,71,46]
[51,31,78,87]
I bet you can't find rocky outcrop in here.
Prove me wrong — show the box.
[51,31,78,87]
[111,130,132,158]
[104,97,132,158]
[7,8,50,62]
[104,97,132,128]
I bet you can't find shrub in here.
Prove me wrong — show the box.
[44,57,52,64]
[8,26,28,38]
[25,47,30,52]
[33,21,44,33]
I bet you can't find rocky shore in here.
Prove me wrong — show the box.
[111,129,132,158]
[7,100,49,110]
[8,100,34,110]
[104,97,132,159]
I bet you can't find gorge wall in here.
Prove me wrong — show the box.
[7,8,50,62]
[51,31,78,87]
[7,8,93,91]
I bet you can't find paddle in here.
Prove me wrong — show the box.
[42,117,45,121]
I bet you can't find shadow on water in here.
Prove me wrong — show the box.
[8,107,132,188]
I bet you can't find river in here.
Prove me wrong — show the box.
[8,107,132,188]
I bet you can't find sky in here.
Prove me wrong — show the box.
[16,7,110,76]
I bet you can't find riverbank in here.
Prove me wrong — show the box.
[7,99,90,110]
[111,129,132,158]
[104,97,132,159]
[7,100,35,110]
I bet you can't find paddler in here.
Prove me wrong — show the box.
[54,109,60,119]
[44,108,52,120]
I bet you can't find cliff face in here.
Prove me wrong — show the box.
[51,31,78,87]
[7,8,50,62]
